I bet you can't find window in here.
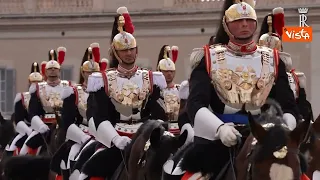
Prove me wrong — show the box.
[0,68,16,116]
[60,65,74,81]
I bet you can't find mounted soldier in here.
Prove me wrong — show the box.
[5,62,44,156]
[157,45,194,144]
[78,6,167,180]
[163,0,300,179]
[157,45,181,134]
[19,47,72,156]
[51,43,108,180]
[258,7,313,122]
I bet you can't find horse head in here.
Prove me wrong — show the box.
[246,106,310,180]
[127,120,187,180]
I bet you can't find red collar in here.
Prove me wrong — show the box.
[227,40,257,55]
[117,65,138,78]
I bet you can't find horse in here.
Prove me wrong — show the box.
[299,113,320,179]
[111,120,188,180]
[2,111,65,180]
[236,102,311,180]
[0,113,16,180]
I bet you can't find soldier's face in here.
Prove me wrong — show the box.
[117,47,137,65]
[161,70,175,83]
[228,19,256,39]
[45,68,60,80]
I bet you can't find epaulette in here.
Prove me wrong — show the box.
[179,80,189,100]
[190,47,204,70]
[61,86,75,100]
[152,71,167,90]
[86,72,104,93]
[14,92,22,105]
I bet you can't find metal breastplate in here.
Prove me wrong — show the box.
[21,92,31,110]
[287,72,298,99]
[106,70,151,117]
[77,86,88,119]
[162,85,180,121]
[209,45,276,110]
[38,80,70,113]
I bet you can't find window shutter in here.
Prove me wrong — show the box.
[61,66,73,81]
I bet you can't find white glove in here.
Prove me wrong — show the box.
[283,113,297,130]
[215,123,242,147]
[38,124,50,134]
[112,135,131,150]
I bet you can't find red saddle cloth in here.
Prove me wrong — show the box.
[301,173,310,180]
[181,171,207,180]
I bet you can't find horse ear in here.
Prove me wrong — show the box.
[177,130,188,147]
[290,119,311,145]
[150,127,162,148]
[248,112,267,142]
[312,114,320,134]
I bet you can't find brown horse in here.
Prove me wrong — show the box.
[299,113,320,179]
[111,120,187,180]
[2,112,65,180]
[236,109,311,180]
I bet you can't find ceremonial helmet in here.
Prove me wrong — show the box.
[258,7,285,51]
[28,62,43,83]
[157,45,179,71]
[215,0,256,44]
[110,6,136,65]
[81,43,101,73]
[44,47,66,70]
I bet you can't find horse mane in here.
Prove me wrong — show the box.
[252,125,288,162]
[251,99,288,162]
[125,120,165,178]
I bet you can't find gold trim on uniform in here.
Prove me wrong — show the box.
[38,80,70,113]
[210,45,276,110]
[77,85,88,119]
[107,70,151,108]
[162,85,180,121]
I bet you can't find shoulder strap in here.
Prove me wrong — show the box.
[148,70,153,93]
[72,86,79,106]
[101,72,109,96]
[203,45,211,75]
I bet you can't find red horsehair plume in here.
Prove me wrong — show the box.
[100,58,109,72]
[272,7,284,37]
[117,6,135,34]
[40,61,47,79]
[90,43,100,63]
[57,47,66,65]
[171,46,179,63]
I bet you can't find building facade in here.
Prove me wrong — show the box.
[0,0,319,117]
